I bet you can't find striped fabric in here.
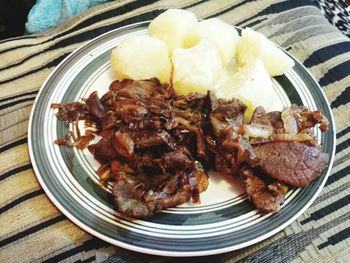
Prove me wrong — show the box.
[0,0,349,262]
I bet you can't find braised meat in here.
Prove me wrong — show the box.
[253,142,329,187]
[241,167,288,213]
[52,78,330,218]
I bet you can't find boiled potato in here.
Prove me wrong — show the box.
[148,9,198,51]
[185,18,240,66]
[215,59,284,121]
[172,40,223,95]
[111,35,171,83]
[236,28,294,76]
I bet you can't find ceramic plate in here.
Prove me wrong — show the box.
[28,22,335,256]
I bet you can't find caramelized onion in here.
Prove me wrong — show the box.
[270,133,314,142]
[281,109,298,134]
[244,124,273,138]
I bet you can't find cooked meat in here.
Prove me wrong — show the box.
[209,92,247,137]
[86,91,105,120]
[253,142,329,187]
[251,106,284,132]
[250,105,329,140]
[51,101,88,122]
[128,130,176,149]
[241,167,288,213]
[52,78,330,218]
[162,150,193,170]
[113,172,191,218]
[93,137,119,162]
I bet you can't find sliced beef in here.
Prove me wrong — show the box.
[209,94,247,137]
[93,137,119,162]
[162,150,193,170]
[253,142,329,187]
[241,167,288,213]
[113,174,153,218]
[113,172,191,218]
[128,130,176,149]
[109,78,173,100]
[86,91,105,120]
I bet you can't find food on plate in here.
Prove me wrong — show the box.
[110,9,295,117]
[110,35,171,83]
[236,28,295,76]
[52,79,329,218]
[172,40,222,95]
[148,9,197,50]
[184,18,240,66]
[51,10,328,219]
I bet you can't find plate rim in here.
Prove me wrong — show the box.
[28,21,336,257]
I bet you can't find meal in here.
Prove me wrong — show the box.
[51,9,330,219]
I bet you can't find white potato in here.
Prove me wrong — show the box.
[215,59,284,121]
[111,35,171,83]
[172,40,223,95]
[185,18,240,66]
[148,9,198,51]
[236,28,294,76]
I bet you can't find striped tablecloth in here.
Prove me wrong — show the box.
[1,0,349,262]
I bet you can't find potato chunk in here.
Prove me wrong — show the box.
[185,18,240,66]
[236,28,294,76]
[111,35,171,83]
[172,40,223,95]
[148,9,198,50]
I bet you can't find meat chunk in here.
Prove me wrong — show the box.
[241,167,288,213]
[113,172,191,218]
[162,150,193,170]
[253,142,329,187]
[86,91,105,120]
[209,93,247,137]
[93,137,118,162]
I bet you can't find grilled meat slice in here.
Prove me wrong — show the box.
[253,142,329,187]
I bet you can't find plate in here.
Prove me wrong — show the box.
[28,22,335,256]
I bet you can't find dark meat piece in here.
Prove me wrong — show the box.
[112,131,135,158]
[93,137,119,162]
[162,149,193,170]
[241,167,288,213]
[101,111,120,130]
[253,142,329,187]
[113,172,191,218]
[113,174,153,218]
[250,106,284,132]
[187,161,209,203]
[116,100,149,123]
[208,92,247,137]
[51,102,88,122]
[175,117,207,159]
[144,185,191,213]
[109,78,173,100]
[128,130,176,149]
[86,91,105,120]
[172,93,207,125]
